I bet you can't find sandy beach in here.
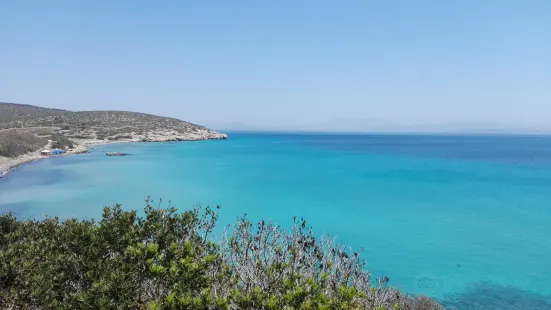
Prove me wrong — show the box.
[0,143,89,177]
[0,132,228,176]
[0,150,47,177]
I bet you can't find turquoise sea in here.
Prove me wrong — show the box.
[1,132,551,309]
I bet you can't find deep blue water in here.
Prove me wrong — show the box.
[1,133,551,309]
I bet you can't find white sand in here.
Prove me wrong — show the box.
[0,131,227,176]
[0,150,48,176]
[0,142,89,176]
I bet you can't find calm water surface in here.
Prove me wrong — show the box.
[1,133,551,309]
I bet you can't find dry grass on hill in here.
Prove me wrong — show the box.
[0,102,224,143]
[0,130,48,158]
[0,102,67,123]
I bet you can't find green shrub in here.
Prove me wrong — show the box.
[50,133,74,149]
[69,135,93,139]
[0,199,442,310]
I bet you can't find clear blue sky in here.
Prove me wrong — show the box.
[2,0,550,132]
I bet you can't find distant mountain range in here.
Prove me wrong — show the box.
[215,118,551,135]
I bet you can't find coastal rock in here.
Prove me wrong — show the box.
[68,144,88,154]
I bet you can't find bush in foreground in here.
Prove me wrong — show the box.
[0,199,442,310]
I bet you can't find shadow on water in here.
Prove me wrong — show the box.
[0,168,74,187]
[0,202,31,218]
[441,282,551,310]
[298,134,551,166]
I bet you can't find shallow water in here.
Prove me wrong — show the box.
[1,133,551,308]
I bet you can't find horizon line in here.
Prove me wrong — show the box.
[216,129,551,137]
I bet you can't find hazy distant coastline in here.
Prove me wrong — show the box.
[215,118,551,135]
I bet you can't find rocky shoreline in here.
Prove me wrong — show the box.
[0,132,227,176]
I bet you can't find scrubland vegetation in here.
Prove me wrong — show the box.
[0,200,441,309]
[0,130,48,158]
